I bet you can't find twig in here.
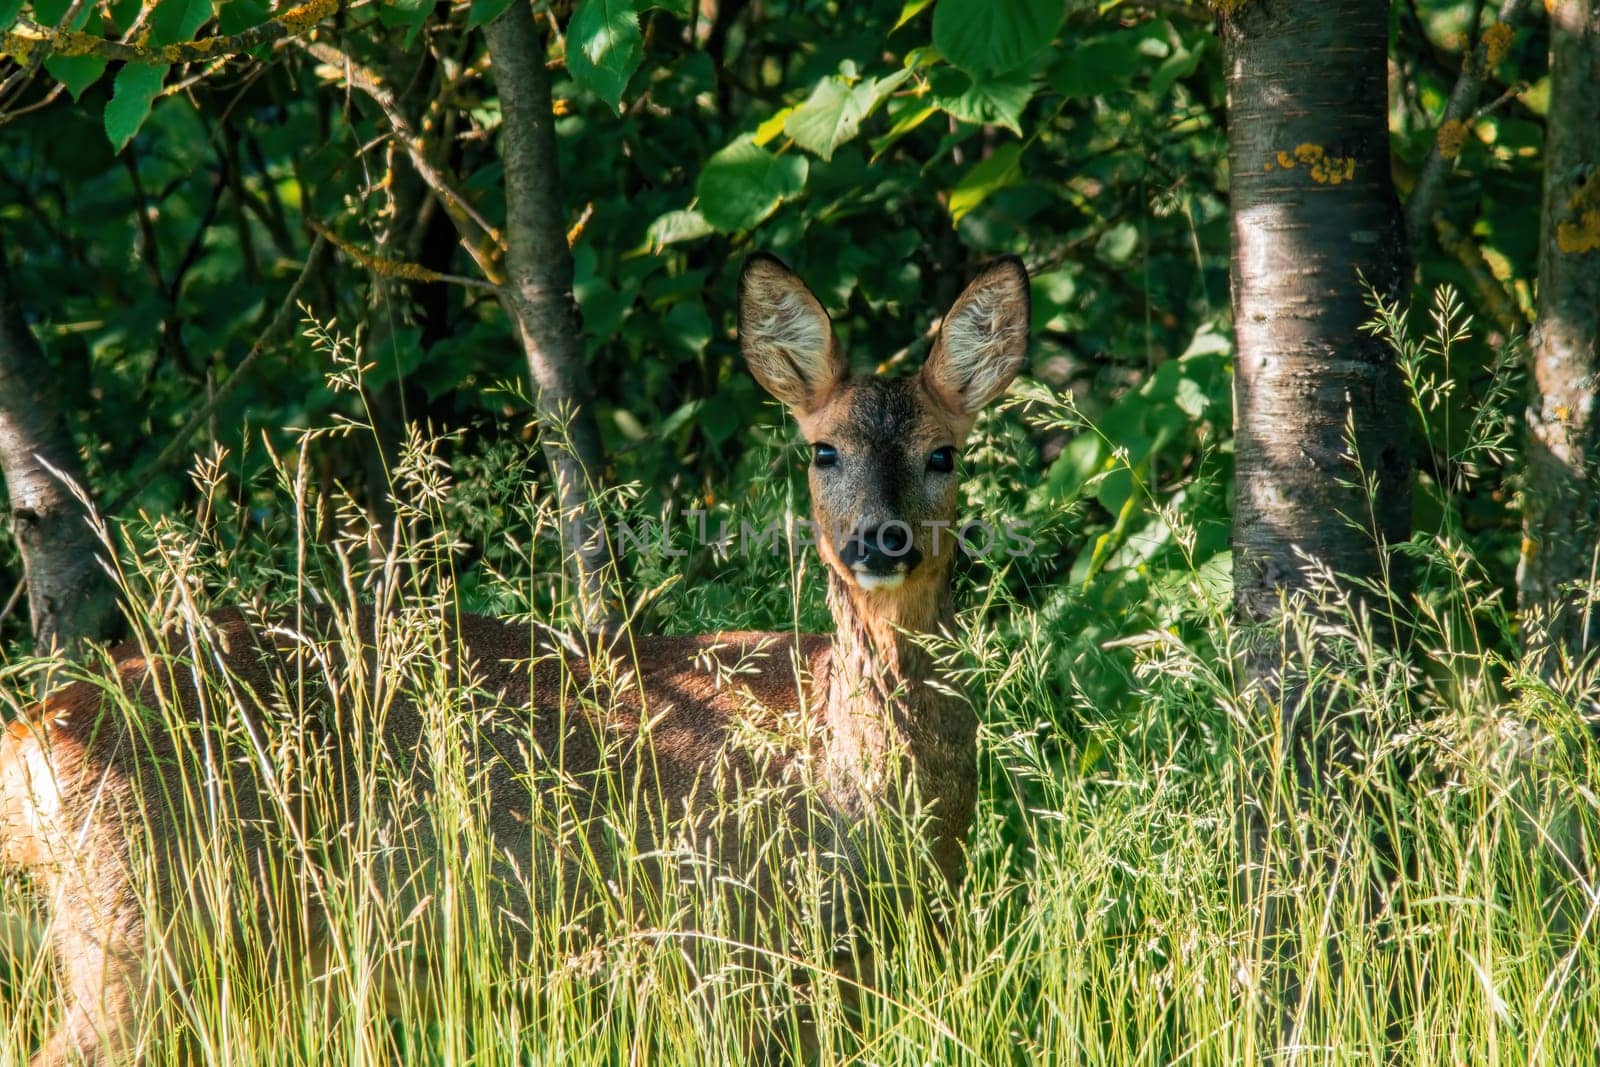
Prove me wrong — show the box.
[1432,214,1530,337]
[0,577,25,629]
[106,236,330,515]
[0,81,63,125]
[1117,0,1213,23]
[0,0,342,67]
[0,0,86,121]
[309,220,501,292]
[879,319,941,371]
[296,38,506,280]
[1403,0,1533,250]
[0,0,85,105]
[1468,79,1527,125]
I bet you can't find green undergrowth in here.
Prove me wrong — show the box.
[0,299,1596,1065]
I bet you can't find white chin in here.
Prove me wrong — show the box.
[853,571,905,592]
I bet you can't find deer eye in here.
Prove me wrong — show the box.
[812,443,839,468]
[927,446,956,473]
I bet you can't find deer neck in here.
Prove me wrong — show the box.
[819,561,977,885]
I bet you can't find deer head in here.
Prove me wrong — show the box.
[738,253,1030,612]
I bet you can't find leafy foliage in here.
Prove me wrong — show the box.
[0,0,1585,1060]
[0,0,1553,760]
[566,0,643,113]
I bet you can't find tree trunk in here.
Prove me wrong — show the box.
[0,235,118,655]
[483,2,617,626]
[1225,0,1412,655]
[1223,2,1414,1042]
[1518,0,1600,666]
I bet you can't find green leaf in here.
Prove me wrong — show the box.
[566,0,642,114]
[217,0,271,34]
[376,0,431,43]
[869,101,936,160]
[932,0,1061,78]
[784,71,905,161]
[104,63,169,153]
[753,105,796,146]
[0,0,25,32]
[34,0,106,96]
[45,56,108,100]
[1046,27,1162,99]
[948,142,1022,222]
[785,78,867,162]
[695,137,808,232]
[893,0,933,29]
[1095,221,1139,265]
[467,0,513,29]
[1030,268,1079,332]
[1032,432,1106,510]
[577,278,629,340]
[663,301,713,360]
[699,393,740,444]
[34,0,91,27]
[108,0,143,32]
[1149,39,1205,100]
[644,208,713,249]
[149,0,212,46]
[928,67,1035,134]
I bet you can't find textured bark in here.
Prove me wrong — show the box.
[1225,0,1412,640]
[1224,5,1413,1040]
[483,1,617,624]
[1519,0,1600,663]
[0,235,117,655]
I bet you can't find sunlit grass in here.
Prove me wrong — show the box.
[2,301,1598,1065]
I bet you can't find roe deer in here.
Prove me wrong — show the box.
[0,252,1030,1065]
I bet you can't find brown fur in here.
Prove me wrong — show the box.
[0,254,1029,1065]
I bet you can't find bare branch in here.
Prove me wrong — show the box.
[1403,0,1533,249]
[1,0,342,66]
[311,220,501,292]
[296,38,507,279]
[1431,215,1530,337]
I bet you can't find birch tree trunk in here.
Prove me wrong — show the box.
[0,236,118,655]
[1223,5,1414,1038]
[1518,0,1600,666]
[1224,0,1412,672]
[483,2,617,625]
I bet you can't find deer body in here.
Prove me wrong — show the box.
[0,254,1029,1064]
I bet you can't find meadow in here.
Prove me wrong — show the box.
[1,299,1594,1066]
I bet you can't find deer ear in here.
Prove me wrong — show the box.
[739,253,847,413]
[922,257,1030,416]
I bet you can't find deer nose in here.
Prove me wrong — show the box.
[838,522,923,579]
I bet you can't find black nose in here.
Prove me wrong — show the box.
[838,523,923,575]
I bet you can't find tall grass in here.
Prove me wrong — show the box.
[2,298,1598,1065]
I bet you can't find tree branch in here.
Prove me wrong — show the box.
[310,219,501,291]
[296,38,506,279]
[1402,0,1533,250]
[1431,214,1530,337]
[1,0,341,66]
